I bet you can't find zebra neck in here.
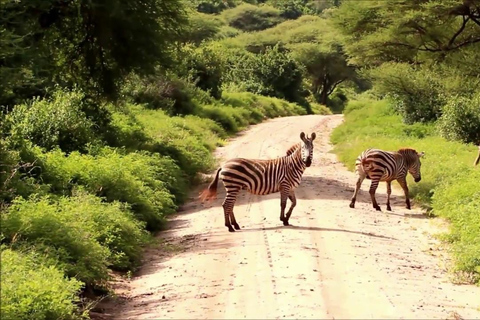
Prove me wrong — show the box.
[287,148,306,171]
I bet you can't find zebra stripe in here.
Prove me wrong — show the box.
[349,148,424,211]
[199,132,316,232]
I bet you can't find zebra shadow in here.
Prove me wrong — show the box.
[241,224,396,240]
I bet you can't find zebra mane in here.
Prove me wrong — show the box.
[286,143,301,156]
[397,148,418,155]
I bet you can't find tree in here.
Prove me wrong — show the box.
[0,0,187,105]
[331,0,480,67]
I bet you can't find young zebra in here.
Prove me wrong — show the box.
[199,132,316,232]
[349,148,425,211]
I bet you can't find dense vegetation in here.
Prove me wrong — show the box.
[329,0,480,285]
[0,0,335,318]
[1,0,478,318]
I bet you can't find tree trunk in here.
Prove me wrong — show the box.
[474,145,480,166]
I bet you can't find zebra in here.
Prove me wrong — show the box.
[349,148,425,211]
[199,132,316,232]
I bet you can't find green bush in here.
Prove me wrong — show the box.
[182,12,223,45]
[1,195,110,285]
[221,3,285,32]
[7,90,98,153]
[437,93,480,145]
[121,72,197,116]
[1,192,148,281]
[22,145,183,230]
[1,248,84,320]
[134,108,218,177]
[224,45,304,104]
[368,63,444,124]
[178,44,224,99]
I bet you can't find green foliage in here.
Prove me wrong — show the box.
[332,0,480,68]
[437,93,480,145]
[0,0,188,102]
[331,98,480,284]
[29,147,183,230]
[177,44,225,99]
[221,3,285,32]
[182,12,224,45]
[1,248,84,320]
[220,15,358,106]
[367,63,445,124]
[1,192,148,278]
[121,72,198,115]
[224,45,305,104]
[7,90,98,153]
[190,0,239,14]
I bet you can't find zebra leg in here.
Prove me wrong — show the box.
[284,190,297,225]
[279,185,289,225]
[397,178,411,210]
[223,188,240,232]
[386,181,392,211]
[369,180,381,211]
[350,174,365,208]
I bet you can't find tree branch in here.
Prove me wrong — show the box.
[448,15,469,48]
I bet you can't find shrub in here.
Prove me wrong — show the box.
[178,44,224,99]
[437,93,480,145]
[1,195,110,285]
[21,145,184,230]
[1,192,148,280]
[182,12,223,45]
[368,63,444,124]
[7,90,98,153]
[134,108,218,177]
[224,45,304,104]
[121,72,197,116]
[221,3,285,32]
[1,248,83,320]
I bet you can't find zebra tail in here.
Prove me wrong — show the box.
[361,158,374,172]
[199,168,221,202]
[474,145,480,166]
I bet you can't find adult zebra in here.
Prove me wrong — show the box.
[199,132,316,232]
[349,148,425,211]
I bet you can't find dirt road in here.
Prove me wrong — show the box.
[101,115,480,319]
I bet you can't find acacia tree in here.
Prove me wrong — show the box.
[332,0,480,67]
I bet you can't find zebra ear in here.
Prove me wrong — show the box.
[300,132,306,141]
[418,151,425,158]
[311,132,316,141]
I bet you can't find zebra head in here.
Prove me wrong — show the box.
[300,132,316,167]
[406,149,425,183]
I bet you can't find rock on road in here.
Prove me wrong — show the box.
[101,115,480,320]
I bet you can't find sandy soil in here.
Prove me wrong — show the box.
[97,115,480,320]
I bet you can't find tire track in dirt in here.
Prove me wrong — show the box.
[97,115,480,320]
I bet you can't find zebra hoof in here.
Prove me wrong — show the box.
[375,206,382,211]
[227,226,235,232]
[283,220,290,226]
[349,202,355,208]
[386,205,392,211]
[233,223,241,230]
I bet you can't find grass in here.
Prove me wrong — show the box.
[331,98,480,285]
